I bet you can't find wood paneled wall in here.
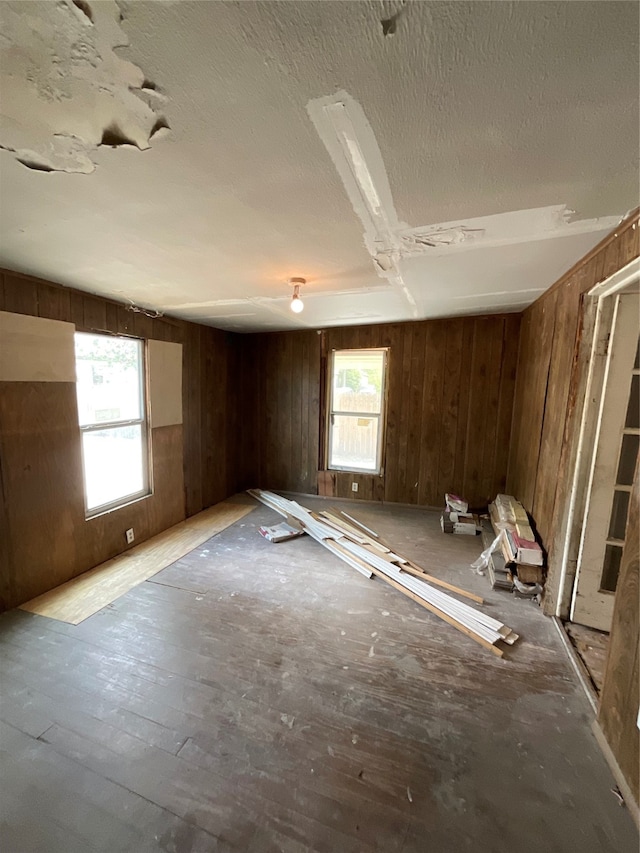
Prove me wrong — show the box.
[0,270,243,610]
[598,458,639,809]
[252,314,520,508]
[507,211,640,613]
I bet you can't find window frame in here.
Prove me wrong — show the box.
[75,332,151,519]
[326,347,388,475]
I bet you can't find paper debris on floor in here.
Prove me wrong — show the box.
[248,488,519,658]
[445,493,468,513]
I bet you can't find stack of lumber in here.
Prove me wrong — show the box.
[480,518,514,591]
[441,511,480,535]
[489,495,545,585]
[248,489,519,658]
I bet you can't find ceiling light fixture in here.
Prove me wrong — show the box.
[289,277,305,313]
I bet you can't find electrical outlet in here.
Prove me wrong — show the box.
[125,528,135,544]
[351,482,358,493]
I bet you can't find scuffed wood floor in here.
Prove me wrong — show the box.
[0,496,636,852]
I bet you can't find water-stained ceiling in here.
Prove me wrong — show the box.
[0,0,638,331]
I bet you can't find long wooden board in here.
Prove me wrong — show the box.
[20,501,254,624]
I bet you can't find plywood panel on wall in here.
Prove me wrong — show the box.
[0,311,76,382]
[147,340,183,428]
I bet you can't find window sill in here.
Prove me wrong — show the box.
[327,468,383,477]
[85,490,152,521]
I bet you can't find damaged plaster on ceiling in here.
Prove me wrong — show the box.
[0,1,637,331]
[0,0,170,174]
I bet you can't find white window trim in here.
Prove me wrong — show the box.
[327,347,388,475]
[76,333,151,519]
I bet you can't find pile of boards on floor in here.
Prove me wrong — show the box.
[248,489,518,658]
[475,494,545,595]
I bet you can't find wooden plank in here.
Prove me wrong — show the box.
[598,459,639,805]
[0,382,87,610]
[383,325,404,502]
[477,317,507,505]
[366,563,503,657]
[532,277,581,542]
[83,295,107,332]
[421,321,446,506]
[436,320,463,501]
[493,314,520,497]
[37,282,71,321]
[3,273,38,315]
[20,501,254,624]
[400,562,484,604]
[464,317,495,506]
[396,324,413,502]
[183,325,203,516]
[451,318,475,501]
[69,290,85,328]
[515,293,557,511]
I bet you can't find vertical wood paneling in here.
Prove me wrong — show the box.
[598,459,639,806]
[382,324,404,503]
[3,274,38,315]
[493,314,520,497]
[254,315,520,508]
[532,278,581,541]
[452,318,475,499]
[506,209,639,612]
[436,320,463,502]
[419,322,445,507]
[406,323,426,504]
[183,325,203,516]
[0,269,242,611]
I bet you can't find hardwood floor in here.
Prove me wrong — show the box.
[1,498,637,852]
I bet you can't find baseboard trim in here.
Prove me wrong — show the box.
[591,720,640,828]
[552,616,599,715]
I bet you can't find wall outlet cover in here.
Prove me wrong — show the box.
[351,482,358,492]
[125,528,135,544]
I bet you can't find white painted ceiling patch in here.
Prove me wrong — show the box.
[307,89,621,321]
[0,0,170,174]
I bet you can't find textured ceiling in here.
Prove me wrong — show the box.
[0,0,638,331]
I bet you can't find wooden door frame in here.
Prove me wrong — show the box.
[550,258,640,619]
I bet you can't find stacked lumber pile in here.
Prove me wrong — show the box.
[479,518,514,591]
[248,489,519,658]
[489,494,545,587]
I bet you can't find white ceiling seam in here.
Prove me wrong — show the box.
[0,0,171,174]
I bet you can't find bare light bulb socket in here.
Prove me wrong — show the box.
[289,278,305,313]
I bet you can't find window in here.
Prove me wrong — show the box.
[328,348,387,474]
[75,333,149,516]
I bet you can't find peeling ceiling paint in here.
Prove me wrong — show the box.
[0,0,169,173]
[0,0,637,331]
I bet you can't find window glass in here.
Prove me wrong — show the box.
[75,334,142,426]
[328,349,386,474]
[74,333,148,515]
